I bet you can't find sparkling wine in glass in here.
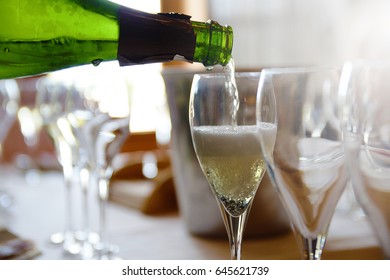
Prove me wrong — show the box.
[341,61,390,259]
[257,67,348,260]
[189,72,275,260]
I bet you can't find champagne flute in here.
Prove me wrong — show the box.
[15,77,43,186]
[36,75,82,255]
[257,67,348,260]
[0,79,20,209]
[341,61,390,259]
[68,66,131,259]
[189,72,274,260]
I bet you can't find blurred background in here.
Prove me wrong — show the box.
[4,0,390,143]
[2,0,390,225]
[209,0,390,67]
[3,0,390,211]
[1,0,388,260]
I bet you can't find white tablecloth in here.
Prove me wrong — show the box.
[0,166,384,260]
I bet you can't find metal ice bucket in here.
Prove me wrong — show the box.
[163,68,290,238]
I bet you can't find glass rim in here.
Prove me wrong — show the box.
[260,65,341,75]
[193,71,261,79]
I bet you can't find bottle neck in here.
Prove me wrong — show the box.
[192,20,233,67]
[118,8,196,66]
[117,7,233,67]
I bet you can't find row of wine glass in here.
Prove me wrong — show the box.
[189,61,390,260]
[0,66,131,259]
[2,60,389,260]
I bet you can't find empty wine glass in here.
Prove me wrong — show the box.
[341,61,390,259]
[68,66,131,259]
[257,67,348,260]
[189,72,274,260]
[15,77,43,186]
[36,75,82,255]
[0,79,20,209]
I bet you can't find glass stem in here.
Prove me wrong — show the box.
[295,233,327,260]
[82,176,90,240]
[57,139,81,254]
[57,140,75,235]
[64,175,73,234]
[219,205,249,260]
[62,162,76,250]
[79,165,94,258]
[97,175,110,258]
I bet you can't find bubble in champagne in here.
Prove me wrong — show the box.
[223,58,239,126]
[219,195,248,217]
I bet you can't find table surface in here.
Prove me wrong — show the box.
[0,166,385,260]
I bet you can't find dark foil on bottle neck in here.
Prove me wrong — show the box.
[118,7,196,65]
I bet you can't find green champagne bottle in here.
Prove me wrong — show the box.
[0,0,233,79]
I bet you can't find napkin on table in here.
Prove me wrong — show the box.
[0,223,40,260]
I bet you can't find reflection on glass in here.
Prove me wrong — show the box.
[341,61,390,259]
[190,72,273,260]
[257,67,348,260]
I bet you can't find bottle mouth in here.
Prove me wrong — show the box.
[204,21,233,67]
[192,20,233,67]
